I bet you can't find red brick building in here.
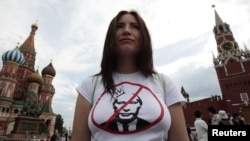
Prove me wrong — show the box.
[183,8,250,126]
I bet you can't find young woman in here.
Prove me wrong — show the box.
[71,10,189,141]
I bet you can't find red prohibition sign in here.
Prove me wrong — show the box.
[91,82,164,134]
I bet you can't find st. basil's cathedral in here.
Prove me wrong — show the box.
[0,23,56,135]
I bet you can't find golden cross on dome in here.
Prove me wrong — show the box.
[16,42,21,48]
[17,36,22,47]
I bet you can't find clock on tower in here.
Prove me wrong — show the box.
[219,40,234,52]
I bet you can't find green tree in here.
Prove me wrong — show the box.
[54,114,64,134]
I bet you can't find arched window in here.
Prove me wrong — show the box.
[213,28,218,34]
[219,25,224,32]
[14,109,19,114]
[0,88,3,96]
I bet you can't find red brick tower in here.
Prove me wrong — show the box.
[39,62,57,134]
[212,6,250,120]
[183,6,250,126]
[14,23,38,100]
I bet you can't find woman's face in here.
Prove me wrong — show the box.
[115,13,141,57]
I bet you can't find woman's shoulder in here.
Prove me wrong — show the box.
[80,74,101,83]
[76,74,102,103]
[153,72,174,84]
[76,74,102,91]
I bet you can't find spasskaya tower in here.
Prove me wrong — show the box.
[212,6,250,117]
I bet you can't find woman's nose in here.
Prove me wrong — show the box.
[123,25,131,35]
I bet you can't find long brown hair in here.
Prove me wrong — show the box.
[98,10,156,92]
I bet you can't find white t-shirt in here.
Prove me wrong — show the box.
[76,71,185,141]
[194,118,208,141]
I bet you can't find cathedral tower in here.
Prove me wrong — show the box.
[15,23,38,100]
[39,62,56,105]
[0,46,25,129]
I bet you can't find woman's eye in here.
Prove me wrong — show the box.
[116,24,124,28]
[131,24,139,29]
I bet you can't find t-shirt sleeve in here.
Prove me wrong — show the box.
[161,73,186,106]
[75,76,93,104]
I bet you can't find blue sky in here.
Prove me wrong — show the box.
[0,0,250,129]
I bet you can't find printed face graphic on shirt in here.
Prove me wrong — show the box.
[113,90,142,123]
[91,82,165,134]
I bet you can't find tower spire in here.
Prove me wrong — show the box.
[212,51,216,59]
[244,43,249,51]
[212,5,224,26]
[19,22,38,71]
[20,22,38,49]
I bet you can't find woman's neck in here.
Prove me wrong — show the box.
[115,57,138,74]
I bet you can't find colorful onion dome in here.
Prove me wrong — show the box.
[42,62,56,77]
[2,46,25,65]
[27,69,43,84]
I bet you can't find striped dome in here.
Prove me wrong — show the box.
[27,69,43,84]
[2,46,25,65]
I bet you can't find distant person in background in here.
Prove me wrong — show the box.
[65,132,68,141]
[232,112,245,125]
[218,110,232,125]
[207,106,220,125]
[194,110,208,141]
[227,113,233,124]
[50,129,59,141]
[186,125,194,141]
